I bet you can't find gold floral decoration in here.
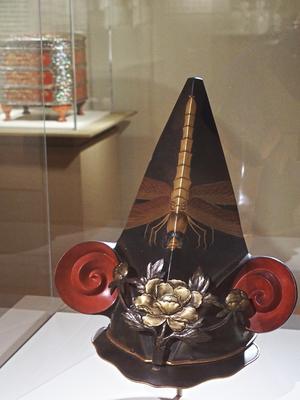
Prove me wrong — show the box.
[134,278,202,332]
[225,289,251,312]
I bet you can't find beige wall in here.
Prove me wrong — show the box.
[48,130,123,273]
[0,136,51,305]
[111,0,300,254]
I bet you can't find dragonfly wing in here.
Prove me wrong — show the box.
[137,177,171,200]
[190,181,236,205]
[187,197,243,237]
[126,196,170,229]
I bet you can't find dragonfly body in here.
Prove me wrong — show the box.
[166,96,196,250]
[126,96,243,250]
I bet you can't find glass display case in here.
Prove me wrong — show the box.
[0,0,120,369]
[0,0,120,135]
[0,1,299,399]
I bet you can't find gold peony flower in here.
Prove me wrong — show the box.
[134,278,202,332]
[225,289,250,312]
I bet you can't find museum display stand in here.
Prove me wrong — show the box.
[1,308,300,400]
[0,110,135,139]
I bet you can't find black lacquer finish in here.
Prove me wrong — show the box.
[93,328,259,388]
[116,77,248,286]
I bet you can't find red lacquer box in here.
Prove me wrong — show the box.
[0,34,87,122]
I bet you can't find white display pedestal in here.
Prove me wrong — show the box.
[1,312,300,400]
[0,110,134,138]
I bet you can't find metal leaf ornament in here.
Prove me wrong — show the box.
[123,309,151,332]
[147,258,165,279]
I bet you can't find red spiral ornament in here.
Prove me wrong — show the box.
[55,241,119,314]
[233,256,297,333]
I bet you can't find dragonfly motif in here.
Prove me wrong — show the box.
[125,96,243,250]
